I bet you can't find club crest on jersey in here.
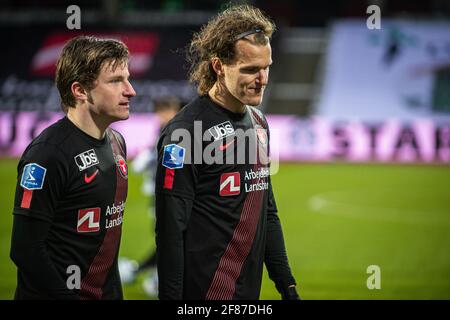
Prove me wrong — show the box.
[74,149,99,171]
[208,121,235,141]
[256,126,268,145]
[219,172,241,196]
[20,163,47,190]
[77,208,101,233]
[115,155,128,179]
[162,144,185,169]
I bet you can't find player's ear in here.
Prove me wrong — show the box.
[71,82,89,104]
[211,57,224,77]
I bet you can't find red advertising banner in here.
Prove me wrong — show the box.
[31,32,160,77]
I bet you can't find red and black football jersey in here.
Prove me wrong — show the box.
[155,96,296,300]
[12,117,128,299]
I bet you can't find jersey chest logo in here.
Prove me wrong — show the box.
[74,149,99,171]
[255,125,268,145]
[208,121,235,141]
[115,154,128,179]
[77,208,101,233]
[84,169,99,184]
[219,172,241,196]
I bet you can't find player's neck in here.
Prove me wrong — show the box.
[67,106,108,140]
[208,83,246,114]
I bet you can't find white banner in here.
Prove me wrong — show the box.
[317,19,450,122]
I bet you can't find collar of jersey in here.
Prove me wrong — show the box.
[204,95,248,121]
[64,117,108,147]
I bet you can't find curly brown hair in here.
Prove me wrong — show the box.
[187,4,276,95]
[55,36,129,111]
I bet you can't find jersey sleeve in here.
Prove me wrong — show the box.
[265,176,297,295]
[10,214,79,299]
[155,120,198,299]
[155,193,194,299]
[263,113,297,294]
[13,143,68,223]
[155,121,198,200]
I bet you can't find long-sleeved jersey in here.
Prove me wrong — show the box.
[155,95,296,300]
[11,117,128,300]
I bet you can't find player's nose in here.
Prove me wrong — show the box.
[124,80,137,97]
[256,69,269,87]
[259,69,269,86]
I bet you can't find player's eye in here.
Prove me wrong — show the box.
[241,67,259,74]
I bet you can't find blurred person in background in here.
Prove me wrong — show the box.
[119,97,181,297]
[10,36,136,299]
[155,4,299,300]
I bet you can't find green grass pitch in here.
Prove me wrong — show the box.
[0,158,449,299]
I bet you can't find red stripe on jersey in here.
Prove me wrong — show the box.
[21,189,33,209]
[249,108,266,129]
[80,129,127,300]
[164,168,175,189]
[205,114,270,299]
[206,165,265,300]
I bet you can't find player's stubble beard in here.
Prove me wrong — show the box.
[216,76,249,113]
[86,91,129,123]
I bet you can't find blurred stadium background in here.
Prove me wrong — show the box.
[1,0,449,299]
